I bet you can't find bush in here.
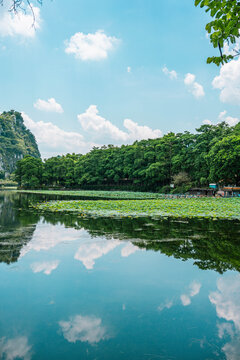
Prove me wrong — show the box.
[173,172,191,187]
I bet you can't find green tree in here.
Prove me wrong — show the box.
[15,156,43,188]
[13,121,240,192]
[195,0,240,65]
[173,172,191,187]
[209,134,240,185]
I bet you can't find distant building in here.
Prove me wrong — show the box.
[188,188,216,196]
[209,183,217,189]
[222,187,240,197]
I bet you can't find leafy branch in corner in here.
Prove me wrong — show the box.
[195,0,240,65]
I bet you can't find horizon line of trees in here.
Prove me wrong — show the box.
[15,121,240,192]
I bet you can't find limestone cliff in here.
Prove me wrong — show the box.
[0,110,40,177]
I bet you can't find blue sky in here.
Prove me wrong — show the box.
[0,0,240,158]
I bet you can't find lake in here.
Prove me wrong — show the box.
[0,190,240,360]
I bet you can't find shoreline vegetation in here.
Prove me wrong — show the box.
[32,196,240,220]
[18,189,186,200]
[14,122,240,192]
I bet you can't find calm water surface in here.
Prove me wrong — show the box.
[0,191,240,360]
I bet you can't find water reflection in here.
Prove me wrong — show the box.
[180,281,202,306]
[30,260,60,275]
[59,315,110,344]
[0,336,32,360]
[75,239,121,269]
[1,191,240,359]
[0,192,37,264]
[1,191,240,274]
[20,224,81,257]
[210,275,240,360]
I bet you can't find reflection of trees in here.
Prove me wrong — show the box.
[0,191,39,264]
[42,213,240,274]
[1,191,240,273]
[136,235,240,274]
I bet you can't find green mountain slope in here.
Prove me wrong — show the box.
[0,110,40,177]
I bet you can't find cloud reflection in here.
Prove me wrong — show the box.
[180,281,201,306]
[74,239,121,269]
[209,276,240,330]
[157,300,173,312]
[20,224,83,257]
[31,260,60,275]
[209,275,240,360]
[59,314,109,344]
[121,242,140,257]
[0,336,32,360]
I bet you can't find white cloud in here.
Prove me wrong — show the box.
[157,300,173,312]
[34,98,63,113]
[31,260,60,275]
[181,281,201,306]
[184,73,205,98]
[74,239,121,269]
[0,336,32,360]
[59,314,109,344]
[184,73,195,85]
[218,110,239,127]
[22,108,162,158]
[121,242,139,257]
[0,4,41,38]
[22,112,94,157]
[78,105,162,143]
[78,105,128,141]
[202,111,239,127]
[124,118,162,140]
[65,30,119,61]
[202,119,212,125]
[212,58,240,104]
[162,66,177,80]
[218,110,227,121]
[127,66,131,73]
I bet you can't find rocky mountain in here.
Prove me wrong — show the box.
[0,110,40,178]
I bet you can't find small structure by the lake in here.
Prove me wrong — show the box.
[222,187,240,197]
[188,188,216,197]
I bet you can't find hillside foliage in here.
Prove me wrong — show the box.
[0,110,40,178]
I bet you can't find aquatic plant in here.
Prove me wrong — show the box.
[33,197,240,220]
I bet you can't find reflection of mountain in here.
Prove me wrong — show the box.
[41,213,240,274]
[0,191,38,264]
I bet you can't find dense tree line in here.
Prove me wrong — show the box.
[15,122,240,192]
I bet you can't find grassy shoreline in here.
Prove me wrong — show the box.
[33,197,240,220]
